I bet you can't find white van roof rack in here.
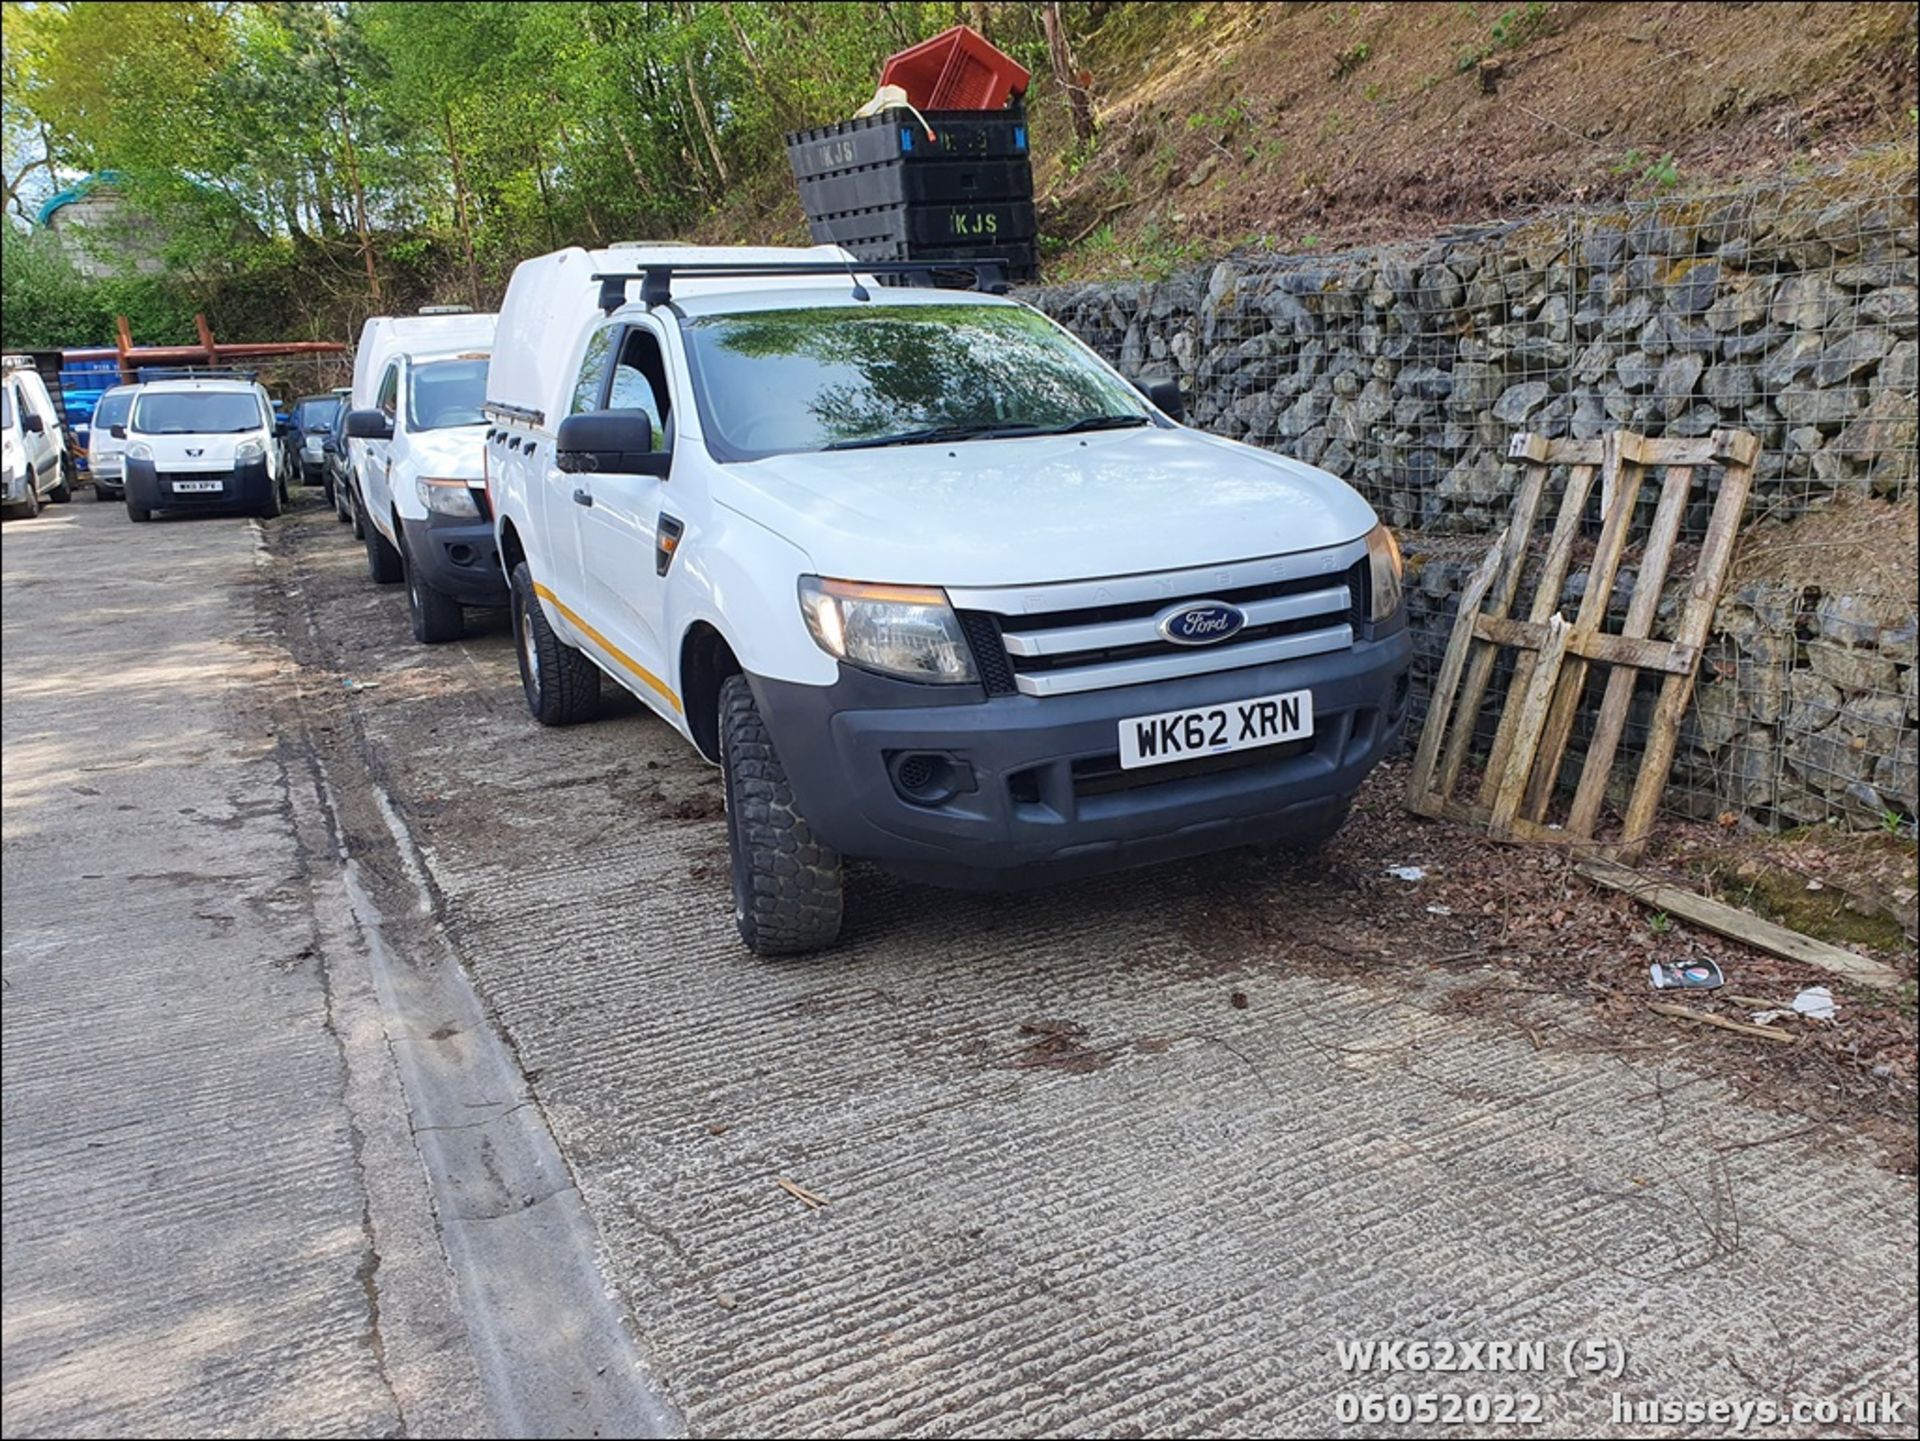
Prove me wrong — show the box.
[590,259,1011,313]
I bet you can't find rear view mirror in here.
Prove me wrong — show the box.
[22,414,45,435]
[556,410,670,478]
[110,424,127,440]
[274,420,290,437]
[1135,377,1185,423]
[345,408,393,441]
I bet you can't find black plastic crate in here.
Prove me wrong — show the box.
[787,104,1032,188]
[807,197,1036,250]
[839,238,1039,286]
[788,102,1038,284]
[797,158,1032,222]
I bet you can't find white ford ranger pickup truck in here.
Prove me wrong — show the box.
[485,245,1410,955]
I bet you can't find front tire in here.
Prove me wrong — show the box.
[508,561,599,725]
[49,474,72,504]
[258,476,282,518]
[126,499,151,522]
[349,481,366,538]
[364,511,402,584]
[719,674,844,956]
[404,544,465,644]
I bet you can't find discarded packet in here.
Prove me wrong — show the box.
[1649,958,1725,991]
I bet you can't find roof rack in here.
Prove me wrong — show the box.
[589,259,1010,314]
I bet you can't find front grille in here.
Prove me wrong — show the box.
[958,611,1019,696]
[953,547,1366,698]
[1070,738,1314,797]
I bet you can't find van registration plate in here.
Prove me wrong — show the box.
[172,480,224,493]
[1117,688,1313,770]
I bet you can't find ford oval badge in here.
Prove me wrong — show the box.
[1157,599,1247,646]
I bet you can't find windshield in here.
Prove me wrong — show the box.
[407,358,488,431]
[681,303,1151,459]
[132,391,264,435]
[296,398,335,431]
[93,390,136,429]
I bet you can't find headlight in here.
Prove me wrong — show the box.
[417,476,480,518]
[235,438,266,462]
[1366,523,1404,622]
[127,441,154,462]
[798,577,978,684]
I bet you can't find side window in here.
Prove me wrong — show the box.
[376,363,399,417]
[569,326,618,415]
[607,328,671,451]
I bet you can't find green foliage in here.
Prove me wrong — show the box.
[2,1,1082,337]
[1186,103,1249,131]
[1456,1,1550,70]
[1611,148,1680,189]
[1331,42,1370,81]
[0,231,197,349]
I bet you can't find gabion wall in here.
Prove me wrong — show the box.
[1027,175,1919,831]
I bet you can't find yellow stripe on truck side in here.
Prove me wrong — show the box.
[531,581,682,713]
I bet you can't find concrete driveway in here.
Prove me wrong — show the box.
[4,496,1915,1437]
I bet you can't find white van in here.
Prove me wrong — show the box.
[344,310,502,643]
[2,360,73,518]
[484,245,1410,955]
[86,384,141,501]
[122,377,287,522]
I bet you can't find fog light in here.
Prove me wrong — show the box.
[449,543,475,566]
[888,751,972,806]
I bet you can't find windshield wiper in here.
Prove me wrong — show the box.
[1033,414,1152,435]
[823,415,1149,451]
[824,423,1020,451]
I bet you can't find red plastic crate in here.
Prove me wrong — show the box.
[880,25,1029,112]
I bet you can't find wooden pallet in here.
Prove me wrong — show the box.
[1406,427,1760,859]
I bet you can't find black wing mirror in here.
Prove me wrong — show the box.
[110,424,127,439]
[556,410,669,478]
[274,419,291,437]
[22,414,45,435]
[345,408,393,440]
[1135,376,1185,423]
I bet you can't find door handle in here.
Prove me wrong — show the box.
[572,488,594,507]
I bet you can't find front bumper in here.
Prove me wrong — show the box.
[399,513,509,608]
[125,457,273,512]
[752,628,1413,888]
[3,467,28,503]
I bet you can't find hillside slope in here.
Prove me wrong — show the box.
[703,1,1919,274]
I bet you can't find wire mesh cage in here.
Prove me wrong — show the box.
[1030,170,1919,833]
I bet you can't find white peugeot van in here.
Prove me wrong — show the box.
[85,384,140,501]
[2,359,73,518]
[485,246,1410,955]
[345,309,502,643]
[121,377,287,522]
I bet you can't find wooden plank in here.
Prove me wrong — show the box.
[1471,615,1693,673]
[1488,613,1571,838]
[1476,461,1601,805]
[1405,530,1509,814]
[1564,462,1695,838]
[1576,857,1901,989]
[1432,456,1556,800]
[1523,432,1647,820]
[1647,1002,1796,1045]
[1614,442,1758,855]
